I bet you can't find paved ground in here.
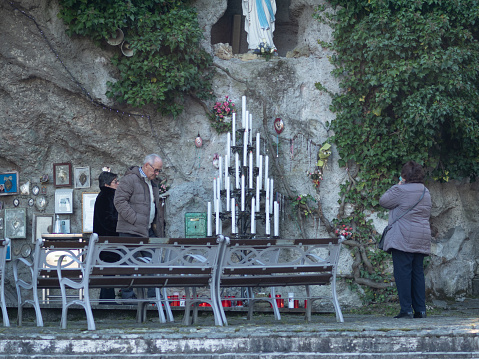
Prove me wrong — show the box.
[0,298,478,358]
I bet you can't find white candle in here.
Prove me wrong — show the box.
[264,156,269,190]
[219,156,223,190]
[256,132,260,165]
[207,202,212,236]
[265,200,270,236]
[270,178,274,214]
[274,201,279,237]
[265,178,269,216]
[231,198,236,234]
[249,114,253,144]
[213,178,217,212]
[256,175,260,212]
[226,177,230,211]
[249,151,253,189]
[232,113,236,146]
[224,155,229,185]
[241,174,245,211]
[235,153,240,189]
[243,130,248,165]
[215,198,220,235]
[251,197,256,234]
[259,155,263,190]
[217,177,221,202]
[242,96,246,127]
[226,132,231,158]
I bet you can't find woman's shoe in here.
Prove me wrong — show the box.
[413,311,427,318]
[394,312,413,319]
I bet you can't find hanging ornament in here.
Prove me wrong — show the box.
[195,133,203,148]
[273,118,284,134]
[273,118,284,158]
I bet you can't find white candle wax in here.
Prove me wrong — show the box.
[251,197,256,234]
[270,178,274,214]
[264,156,269,190]
[207,202,212,236]
[231,198,236,234]
[225,155,229,184]
[249,114,252,144]
[226,132,231,158]
[245,110,249,133]
[219,156,223,190]
[213,178,217,212]
[274,201,279,237]
[235,153,240,189]
[215,198,220,235]
[226,176,230,211]
[256,132,260,165]
[256,175,260,212]
[249,151,253,189]
[259,155,263,190]
[242,96,246,127]
[265,178,270,216]
[241,174,245,211]
[243,130,248,165]
[265,200,270,235]
[232,113,236,146]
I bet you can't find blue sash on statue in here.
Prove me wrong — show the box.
[256,0,275,30]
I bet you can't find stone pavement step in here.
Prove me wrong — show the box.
[0,305,478,358]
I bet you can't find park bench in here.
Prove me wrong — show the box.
[216,237,344,325]
[13,233,87,327]
[0,238,10,327]
[57,234,227,330]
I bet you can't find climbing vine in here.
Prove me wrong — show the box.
[314,0,479,302]
[58,0,213,117]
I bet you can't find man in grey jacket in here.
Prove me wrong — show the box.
[114,154,165,238]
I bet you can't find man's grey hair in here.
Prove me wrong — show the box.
[143,154,162,165]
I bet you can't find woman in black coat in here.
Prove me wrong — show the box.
[93,171,120,303]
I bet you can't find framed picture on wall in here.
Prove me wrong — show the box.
[55,188,73,214]
[82,192,98,233]
[53,162,72,187]
[74,166,91,189]
[4,208,26,239]
[32,213,54,243]
[0,171,19,196]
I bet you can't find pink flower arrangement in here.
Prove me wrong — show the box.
[213,96,236,120]
[335,224,353,239]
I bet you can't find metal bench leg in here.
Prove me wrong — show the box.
[32,288,43,327]
[182,287,192,325]
[0,290,9,327]
[162,288,174,322]
[331,278,344,323]
[270,287,281,321]
[305,285,312,322]
[154,288,167,324]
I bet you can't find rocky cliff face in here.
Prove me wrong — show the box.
[0,0,477,307]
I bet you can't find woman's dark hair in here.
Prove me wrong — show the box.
[98,171,118,188]
[401,161,425,183]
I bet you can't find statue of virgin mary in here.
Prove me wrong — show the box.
[242,0,277,51]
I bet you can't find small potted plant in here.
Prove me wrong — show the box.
[210,96,236,134]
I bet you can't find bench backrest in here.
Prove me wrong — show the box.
[85,236,227,288]
[219,237,342,287]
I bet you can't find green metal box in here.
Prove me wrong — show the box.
[185,212,207,238]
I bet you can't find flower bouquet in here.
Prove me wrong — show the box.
[335,225,354,239]
[307,169,323,188]
[210,96,236,134]
[253,40,277,60]
[158,179,170,196]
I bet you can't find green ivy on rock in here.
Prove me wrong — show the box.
[314,0,479,303]
[58,0,213,116]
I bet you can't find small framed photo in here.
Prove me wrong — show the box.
[74,166,91,189]
[82,192,98,233]
[55,188,73,214]
[53,162,72,187]
[32,213,54,243]
[0,171,19,196]
[4,208,26,239]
